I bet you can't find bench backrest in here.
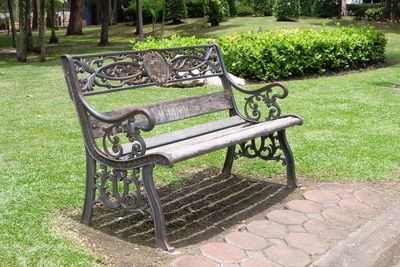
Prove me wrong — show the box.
[61,44,235,140]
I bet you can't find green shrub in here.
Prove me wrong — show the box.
[274,0,300,21]
[347,3,400,22]
[185,0,204,18]
[253,0,274,16]
[347,3,385,18]
[165,0,188,23]
[236,4,254,16]
[300,0,314,16]
[313,0,339,18]
[131,26,387,81]
[364,7,386,22]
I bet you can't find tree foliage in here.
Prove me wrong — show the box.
[312,0,339,18]
[274,0,300,21]
[253,0,274,16]
[204,0,229,26]
[165,0,187,23]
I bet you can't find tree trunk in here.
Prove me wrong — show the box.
[67,0,84,35]
[110,0,117,25]
[137,0,143,41]
[341,0,347,17]
[387,0,399,23]
[99,0,110,46]
[39,0,46,61]
[32,0,39,30]
[8,0,17,47]
[49,0,58,43]
[26,0,33,51]
[160,1,165,38]
[17,0,27,62]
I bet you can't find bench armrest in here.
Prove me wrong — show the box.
[226,75,300,122]
[79,95,156,160]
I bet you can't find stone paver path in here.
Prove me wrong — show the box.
[171,183,389,267]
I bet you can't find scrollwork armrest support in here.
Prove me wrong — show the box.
[78,94,156,160]
[226,75,289,122]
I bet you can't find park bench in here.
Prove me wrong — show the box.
[61,44,303,252]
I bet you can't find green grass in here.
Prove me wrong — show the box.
[0,16,400,265]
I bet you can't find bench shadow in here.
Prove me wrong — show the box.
[83,168,294,249]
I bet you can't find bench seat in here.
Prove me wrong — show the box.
[140,116,302,164]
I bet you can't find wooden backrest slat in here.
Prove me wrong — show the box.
[90,90,232,138]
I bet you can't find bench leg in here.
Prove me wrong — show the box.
[142,164,175,252]
[277,130,300,188]
[222,145,236,176]
[81,149,96,225]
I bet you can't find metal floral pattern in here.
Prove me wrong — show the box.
[72,45,223,94]
[94,165,149,213]
[102,118,146,160]
[243,83,289,121]
[235,133,286,165]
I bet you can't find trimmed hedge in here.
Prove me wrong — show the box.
[131,26,386,81]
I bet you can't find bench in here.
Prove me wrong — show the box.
[61,44,303,251]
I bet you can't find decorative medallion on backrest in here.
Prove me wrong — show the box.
[143,51,170,85]
[71,45,224,95]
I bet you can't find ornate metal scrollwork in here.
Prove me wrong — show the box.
[71,45,223,93]
[243,83,288,121]
[94,165,149,214]
[235,133,286,165]
[102,118,146,160]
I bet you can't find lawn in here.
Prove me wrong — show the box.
[0,16,400,265]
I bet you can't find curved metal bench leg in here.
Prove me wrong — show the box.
[222,145,236,176]
[81,148,97,225]
[142,164,175,252]
[277,130,300,188]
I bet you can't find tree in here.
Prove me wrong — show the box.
[204,0,226,26]
[49,0,58,43]
[99,0,110,46]
[136,0,143,41]
[254,0,274,16]
[17,0,28,62]
[7,0,17,47]
[67,0,84,35]
[39,0,46,61]
[341,0,346,18]
[387,0,400,23]
[32,0,39,30]
[274,0,300,21]
[143,0,163,33]
[165,0,187,24]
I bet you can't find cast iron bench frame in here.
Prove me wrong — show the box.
[61,44,303,252]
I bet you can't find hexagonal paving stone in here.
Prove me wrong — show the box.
[339,199,376,218]
[266,210,307,225]
[354,188,388,208]
[322,208,361,229]
[172,255,218,267]
[320,183,353,194]
[264,245,311,267]
[225,231,269,250]
[304,219,347,241]
[285,232,328,255]
[246,220,287,239]
[285,199,322,213]
[200,242,247,263]
[242,258,280,267]
[303,190,340,204]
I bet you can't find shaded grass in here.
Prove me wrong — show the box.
[0,16,400,265]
